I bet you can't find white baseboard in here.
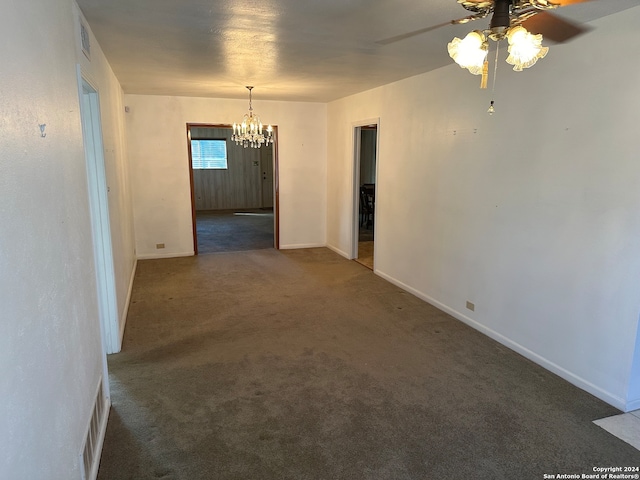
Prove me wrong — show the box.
[375,268,627,412]
[136,251,194,260]
[625,398,640,413]
[117,258,137,350]
[326,243,351,259]
[279,243,326,250]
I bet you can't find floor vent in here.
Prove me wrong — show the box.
[80,379,108,480]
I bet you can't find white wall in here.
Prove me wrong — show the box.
[125,95,327,258]
[0,0,128,477]
[0,0,135,476]
[74,3,137,346]
[327,7,640,411]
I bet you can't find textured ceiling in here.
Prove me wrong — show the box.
[76,0,637,102]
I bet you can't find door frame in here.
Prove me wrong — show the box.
[76,65,117,400]
[351,118,380,263]
[186,123,280,254]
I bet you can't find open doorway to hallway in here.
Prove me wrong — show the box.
[354,124,378,270]
[187,124,279,254]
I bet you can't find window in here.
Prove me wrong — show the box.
[191,139,228,169]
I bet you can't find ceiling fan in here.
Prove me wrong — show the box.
[376,0,594,46]
[377,0,596,113]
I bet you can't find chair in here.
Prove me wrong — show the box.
[360,186,374,228]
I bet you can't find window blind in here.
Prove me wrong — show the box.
[191,139,228,169]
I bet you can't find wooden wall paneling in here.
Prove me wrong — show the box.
[191,127,262,210]
[193,170,202,210]
[260,146,274,208]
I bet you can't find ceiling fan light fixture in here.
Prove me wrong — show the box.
[447,31,488,75]
[505,26,549,71]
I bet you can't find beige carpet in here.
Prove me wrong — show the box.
[97,248,640,480]
[196,209,274,254]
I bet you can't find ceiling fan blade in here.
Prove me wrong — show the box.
[552,0,594,6]
[376,22,452,45]
[521,11,591,43]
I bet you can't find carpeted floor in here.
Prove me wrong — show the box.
[196,209,274,254]
[98,248,640,480]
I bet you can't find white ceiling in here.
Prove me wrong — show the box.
[76,0,637,103]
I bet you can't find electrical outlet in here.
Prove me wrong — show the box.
[466,301,475,312]
[156,243,165,249]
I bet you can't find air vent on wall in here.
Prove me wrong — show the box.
[80,379,108,480]
[80,18,91,60]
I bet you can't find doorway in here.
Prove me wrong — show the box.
[353,122,379,270]
[187,124,279,254]
[77,68,117,411]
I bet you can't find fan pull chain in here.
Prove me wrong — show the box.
[488,40,500,115]
[480,59,489,89]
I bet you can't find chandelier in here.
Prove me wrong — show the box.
[232,86,273,149]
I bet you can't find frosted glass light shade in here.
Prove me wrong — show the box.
[448,31,488,75]
[506,26,549,71]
